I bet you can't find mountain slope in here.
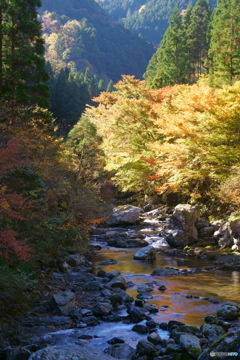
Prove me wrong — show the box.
[40,0,154,82]
[96,0,217,44]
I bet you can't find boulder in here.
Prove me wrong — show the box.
[107,237,148,248]
[107,205,142,225]
[65,254,86,267]
[136,339,159,357]
[198,332,240,360]
[200,324,225,342]
[107,338,125,345]
[179,333,202,359]
[198,226,215,238]
[134,246,156,260]
[143,304,159,313]
[111,288,134,303]
[132,324,149,334]
[104,343,135,360]
[147,332,163,345]
[50,291,75,315]
[92,302,113,317]
[163,204,200,248]
[127,305,149,323]
[108,276,127,290]
[99,259,119,265]
[82,316,100,326]
[151,267,179,276]
[105,271,121,279]
[6,347,31,360]
[217,301,239,320]
[213,222,233,248]
[28,345,124,360]
[232,237,240,251]
[84,280,101,291]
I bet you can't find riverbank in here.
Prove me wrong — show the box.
[1,204,240,360]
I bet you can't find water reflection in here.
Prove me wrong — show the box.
[91,248,240,326]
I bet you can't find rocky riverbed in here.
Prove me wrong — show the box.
[1,204,240,360]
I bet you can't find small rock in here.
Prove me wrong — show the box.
[158,285,167,291]
[132,324,149,334]
[108,276,127,290]
[92,302,113,317]
[147,332,163,345]
[143,304,159,313]
[107,337,125,344]
[99,259,119,265]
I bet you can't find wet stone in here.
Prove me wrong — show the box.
[147,331,163,345]
[132,324,149,334]
[143,304,159,313]
[159,285,167,291]
[107,337,125,344]
[159,322,168,330]
[104,343,135,360]
[99,259,119,265]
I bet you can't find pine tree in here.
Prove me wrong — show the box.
[208,0,240,86]
[144,8,188,88]
[0,0,49,119]
[186,0,211,83]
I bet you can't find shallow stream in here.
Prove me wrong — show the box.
[91,248,240,327]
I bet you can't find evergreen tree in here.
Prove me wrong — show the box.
[208,0,240,86]
[0,0,49,119]
[186,0,211,83]
[106,80,115,92]
[144,8,188,88]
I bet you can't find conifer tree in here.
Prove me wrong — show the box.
[0,0,49,119]
[208,0,240,86]
[144,8,188,88]
[186,0,211,83]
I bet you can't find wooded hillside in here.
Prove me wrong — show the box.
[96,0,217,44]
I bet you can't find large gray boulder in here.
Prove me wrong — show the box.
[213,222,233,248]
[217,301,239,320]
[107,205,142,225]
[28,346,123,360]
[200,324,225,342]
[65,254,86,267]
[163,204,200,248]
[134,245,156,260]
[179,333,202,359]
[213,214,240,249]
[104,343,135,359]
[50,291,75,315]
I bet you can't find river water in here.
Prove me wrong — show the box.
[91,248,240,327]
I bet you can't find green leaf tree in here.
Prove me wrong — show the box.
[0,0,49,120]
[144,7,188,88]
[186,0,211,83]
[207,0,240,86]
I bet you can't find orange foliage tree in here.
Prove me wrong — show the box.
[0,141,33,262]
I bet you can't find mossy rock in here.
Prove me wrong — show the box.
[206,253,217,260]
[177,325,200,335]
